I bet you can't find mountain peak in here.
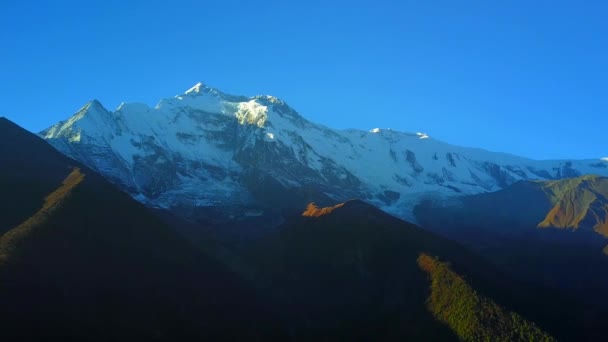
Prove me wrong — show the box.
[73,99,110,120]
[184,82,207,94]
[83,99,108,113]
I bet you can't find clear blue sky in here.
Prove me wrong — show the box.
[1,0,606,160]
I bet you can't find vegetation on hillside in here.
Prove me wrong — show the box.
[0,168,84,266]
[1,119,603,341]
[414,175,608,310]
[418,253,554,342]
[220,200,596,340]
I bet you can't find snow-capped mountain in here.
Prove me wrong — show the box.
[42,82,608,221]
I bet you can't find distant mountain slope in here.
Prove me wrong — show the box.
[41,83,608,221]
[0,118,281,341]
[414,175,608,306]
[234,200,598,341]
[537,175,608,239]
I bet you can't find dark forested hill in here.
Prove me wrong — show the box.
[0,117,281,341]
[234,200,602,341]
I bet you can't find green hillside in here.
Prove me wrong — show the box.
[418,254,553,342]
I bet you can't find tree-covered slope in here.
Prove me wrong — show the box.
[418,254,553,341]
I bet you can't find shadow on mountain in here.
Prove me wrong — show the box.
[229,199,601,341]
[414,176,608,307]
[0,118,283,341]
[3,116,605,340]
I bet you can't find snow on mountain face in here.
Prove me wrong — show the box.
[42,83,608,221]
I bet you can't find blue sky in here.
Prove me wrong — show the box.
[1,0,606,160]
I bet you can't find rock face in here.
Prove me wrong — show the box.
[42,82,608,221]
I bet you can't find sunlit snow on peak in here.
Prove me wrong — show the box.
[185,82,206,94]
[370,128,381,133]
[601,157,608,162]
[235,100,268,127]
[416,132,430,139]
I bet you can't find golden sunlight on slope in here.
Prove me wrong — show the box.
[0,168,85,266]
[302,202,346,217]
[537,177,608,239]
[538,189,596,230]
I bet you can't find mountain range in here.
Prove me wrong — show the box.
[41,82,608,223]
[3,116,605,340]
[2,82,608,340]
